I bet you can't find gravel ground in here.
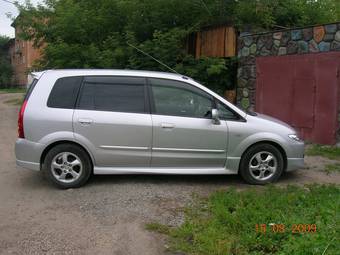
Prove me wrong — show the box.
[0,93,339,255]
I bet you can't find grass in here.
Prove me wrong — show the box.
[0,88,26,94]
[145,222,171,235]
[306,144,340,160]
[147,185,340,255]
[4,97,23,106]
[325,163,340,174]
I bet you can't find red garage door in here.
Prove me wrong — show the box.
[256,52,340,145]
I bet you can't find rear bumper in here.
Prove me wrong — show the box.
[15,138,44,171]
[286,157,304,172]
[16,159,40,171]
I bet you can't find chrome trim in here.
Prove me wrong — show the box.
[152,147,225,153]
[100,145,149,150]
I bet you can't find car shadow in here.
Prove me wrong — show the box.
[89,173,248,188]
[89,171,302,186]
[19,167,303,190]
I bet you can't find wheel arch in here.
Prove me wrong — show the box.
[239,141,287,172]
[40,140,94,170]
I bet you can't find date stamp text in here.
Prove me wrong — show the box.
[255,224,317,234]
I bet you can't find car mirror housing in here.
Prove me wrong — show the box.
[211,109,220,125]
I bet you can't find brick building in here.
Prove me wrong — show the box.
[8,22,43,87]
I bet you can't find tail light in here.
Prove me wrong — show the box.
[18,100,28,138]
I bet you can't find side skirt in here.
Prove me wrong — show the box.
[93,167,237,175]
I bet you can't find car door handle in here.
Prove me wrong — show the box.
[161,123,175,129]
[78,118,93,125]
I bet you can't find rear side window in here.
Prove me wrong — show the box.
[78,76,146,113]
[24,78,38,101]
[47,76,83,109]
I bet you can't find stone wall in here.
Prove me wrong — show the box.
[237,22,340,110]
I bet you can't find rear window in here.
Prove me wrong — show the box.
[47,77,83,109]
[78,76,146,113]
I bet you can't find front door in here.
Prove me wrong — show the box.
[73,76,152,167]
[149,78,228,168]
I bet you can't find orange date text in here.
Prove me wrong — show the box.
[255,224,317,234]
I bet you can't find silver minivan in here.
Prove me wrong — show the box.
[15,70,304,188]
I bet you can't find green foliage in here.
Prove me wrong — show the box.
[149,185,340,255]
[128,28,187,71]
[234,0,340,31]
[175,56,237,93]
[0,36,13,87]
[306,144,340,160]
[0,88,26,94]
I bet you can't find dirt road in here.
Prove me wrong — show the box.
[0,93,339,255]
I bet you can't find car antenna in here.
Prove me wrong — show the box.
[126,42,180,74]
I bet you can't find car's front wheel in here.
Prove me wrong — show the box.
[43,144,92,188]
[239,143,284,185]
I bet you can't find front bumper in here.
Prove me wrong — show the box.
[15,138,44,171]
[284,139,304,172]
[286,157,304,172]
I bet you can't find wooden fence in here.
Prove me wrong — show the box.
[187,25,237,58]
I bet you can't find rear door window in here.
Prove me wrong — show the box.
[47,76,83,109]
[77,76,146,113]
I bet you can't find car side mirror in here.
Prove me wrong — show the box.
[211,109,220,125]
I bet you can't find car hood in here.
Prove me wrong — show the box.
[247,113,296,134]
[255,113,293,129]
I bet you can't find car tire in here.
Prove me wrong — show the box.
[239,143,284,185]
[43,144,92,189]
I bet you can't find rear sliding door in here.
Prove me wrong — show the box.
[73,76,152,167]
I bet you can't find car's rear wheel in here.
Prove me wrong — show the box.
[239,143,284,185]
[43,144,92,188]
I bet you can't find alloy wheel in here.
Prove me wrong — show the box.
[249,151,277,181]
[51,152,83,183]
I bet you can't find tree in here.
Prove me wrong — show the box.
[234,0,340,31]
[0,36,13,88]
[15,0,237,92]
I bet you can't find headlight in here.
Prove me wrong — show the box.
[288,134,302,142]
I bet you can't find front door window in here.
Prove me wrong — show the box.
[149,78,213,118]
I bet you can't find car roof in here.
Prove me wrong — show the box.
[39,69,191,82]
